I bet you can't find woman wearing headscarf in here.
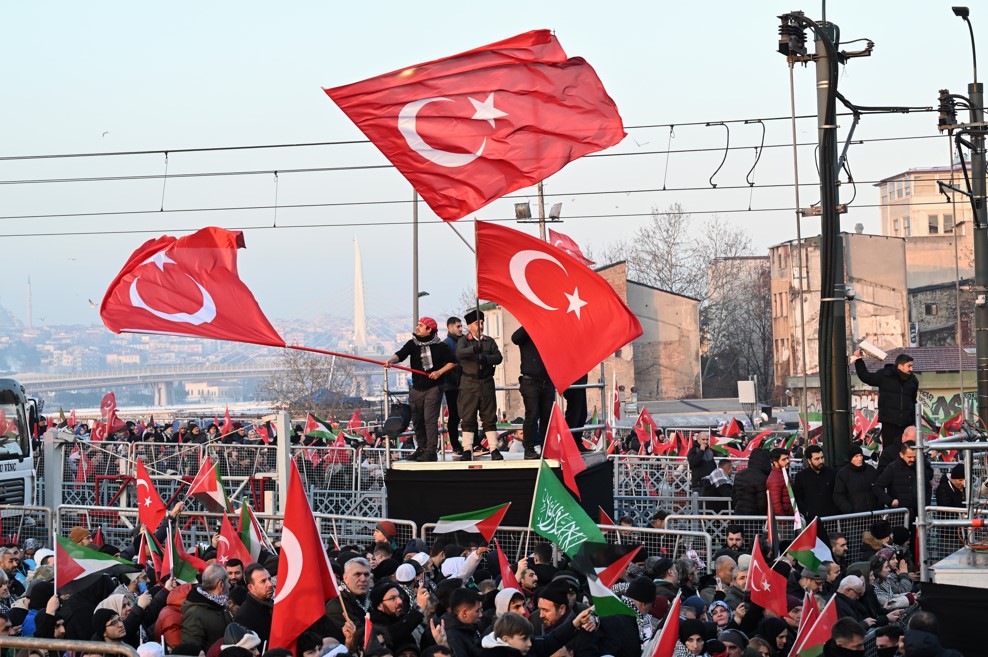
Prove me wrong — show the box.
[754,617,790,657]
[673,618,709,657]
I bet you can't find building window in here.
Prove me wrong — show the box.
[893,218,900,234]
[881,185,888,203]
[944,213,954,234]
[926,303,938,316]
[904,178,912,196]
[929,214,939,234]
[896,181,904,198]
[904,216,911,236]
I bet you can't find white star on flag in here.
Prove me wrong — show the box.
[143,251,176,271]
[565,287,588,319]
[142,497,152,508]
[469,93,508,127]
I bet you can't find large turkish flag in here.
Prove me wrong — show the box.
[476,221,642,393]
[270,461,339,651]
[100,227,284,348]
[324,30,625,221]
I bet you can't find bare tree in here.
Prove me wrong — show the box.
[256,349,357,417]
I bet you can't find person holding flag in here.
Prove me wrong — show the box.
[512,325,554,460]
[766,448,795,517]
[388,317,457,462]
[456,309,504,461]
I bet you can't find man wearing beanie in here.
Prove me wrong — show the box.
[599,576,654,657]
[936,463,966,508]
[456,308,504,461]
[367,581,430,650]
[389,317,457,462]
[535,581,597,657]
[834,444,879,514]
[92,608,127,644]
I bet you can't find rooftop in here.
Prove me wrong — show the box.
[862,346,976,373]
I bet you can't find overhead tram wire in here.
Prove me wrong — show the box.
[0,198,962,239]
[0,133,944,187]
[0,171,964,223]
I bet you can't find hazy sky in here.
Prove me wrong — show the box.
[0,1,976,328]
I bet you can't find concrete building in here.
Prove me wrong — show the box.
[487,261,701,421]
[770,233,909,400]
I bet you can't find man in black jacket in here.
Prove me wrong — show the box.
[233,563,274,642]
[443,317,465,457]
[833,445,879,514]
[512,326,553,460]
[852,351,919,472]
[935,463,966,507]
[686,434,716,491]
[366,581,429,650]
[793,444,839,521]
[872,440,932,521]
[442,588,484,657]
[732,448,772,514]
[389,317,457,462]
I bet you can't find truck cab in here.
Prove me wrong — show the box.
[0,378,37,512]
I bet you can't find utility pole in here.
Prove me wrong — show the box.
[778,11,871,466]
[940,7,988,427]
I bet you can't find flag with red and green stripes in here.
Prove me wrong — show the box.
[304,412,335,441]
[187,455,230,512]
[782,468,803,530]
[55,535,140,594]
[435,502,511,542]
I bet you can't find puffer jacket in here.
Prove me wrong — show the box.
[732,449,772,514]
[155,583,192,648]
[873,456,933,513]
[767,466,794,516]
[180,586,233,652]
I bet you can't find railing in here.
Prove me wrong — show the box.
[924,506,988,564]
[0,505,54,550]
[664,508,910,564]
[0,636,139,657]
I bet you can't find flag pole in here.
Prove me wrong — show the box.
[524,401,556,557]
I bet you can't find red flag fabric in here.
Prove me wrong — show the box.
[598,506,616,528]
[494,539,521,591]
[100,392,117,420]
[747,542,788,617]
[793,595,838,657]
[941,413,963,434]
[722,418,743,438]
[541,402,587,498]
[348,410,362,431]
[270,461,339,651]
[739,430,772,457]
[611,380,621,421]
[135,458,167,531]
[173,527,208,574]
[107,409,127,434]
[256,425,270,445]
[646,592,680,657]
[221,407,233,436]
[90,421,106,442]
[634,408,659,452]
[547,228,595,268]
[795,589,819,647]
[92,527,105,548]
[68,409,77,428]
[73,447,92,487]
[597,545,642,589]
[324,30,625,222]
[100,227,285,348]
[217,512,253,567]
[476,222,642,392]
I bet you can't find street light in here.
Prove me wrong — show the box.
[953,6,978,83]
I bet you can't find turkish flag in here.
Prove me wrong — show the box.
[270,461,340,651]
[494,539,521,591]
[547,228,595,268]
[324,30,625,222]
[747,541,788,617]
[217,512,252,566]
[100,227,285,348]
[476,221,642,392]
[221,407,233,436]
[541,402,587,498]
[634,408,659,452]
[100,392,116,420]
[68,409,76,428]
[91,421,106,442]
[135,458,167,531]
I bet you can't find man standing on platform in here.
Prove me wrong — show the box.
[443,317,465,458]
[792,444,839,521]
[456,309,503,461]
[851,350,918,473]
[389,317,457,462]
[512,325,553,460]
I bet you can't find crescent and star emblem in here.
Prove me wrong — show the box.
[398,94,508,168]
[508,250,589,319]
[129,250,217,326]
[274,527,302,603]
[136,478,152,507]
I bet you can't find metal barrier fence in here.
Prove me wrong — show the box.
[421,524,556,565]
[665,508,910,565]
[925,506,988,564]
[0,505,54,550]
[0,636,139,657]
[317,514,417,551]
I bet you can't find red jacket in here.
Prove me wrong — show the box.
[155,583,192,648]
[767,467,794,516]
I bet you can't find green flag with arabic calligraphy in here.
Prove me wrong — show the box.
[530,461,604,556]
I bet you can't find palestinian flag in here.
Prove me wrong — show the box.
[710,434,739,456]
[586,570,635,617]
[721,417,743,438]
[163,525,201,584]
[643,592,680,657]
[434,502,510,541]
[187,455,230,512]
[304,412,335,441]
[239,502,275,561]
[139,526,163,575]
[597,506,616,527]
[92,527,105,548]
[55,535,140,594]
[786,517,833,572]
[572,542,643,590]
[860,442,880,460]
[782,468,803,530]
[940,413,963,435]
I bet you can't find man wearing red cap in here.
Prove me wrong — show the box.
[389,317,457,461]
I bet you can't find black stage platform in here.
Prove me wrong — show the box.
[385,453,613,528]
